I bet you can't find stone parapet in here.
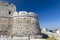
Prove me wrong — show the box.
[0,1,16,16]
[13,11,38,18]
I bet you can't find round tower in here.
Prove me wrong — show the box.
[11,11,41,37]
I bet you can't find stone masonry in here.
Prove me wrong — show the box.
[11,11,41,36]
[0,1,41,38]
[0,1,16,35]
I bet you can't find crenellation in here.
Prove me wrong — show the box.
[18,11,38,18]
[0,1,16,17]
[13,12,19,16]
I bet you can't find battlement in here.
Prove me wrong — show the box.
[13,11,38,18]
[0,1,37,18]
[0,1,16,16]
[0,1,16,9]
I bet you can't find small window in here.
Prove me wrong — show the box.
[9,11,11,15]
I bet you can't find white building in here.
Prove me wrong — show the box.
[56,29,60,34]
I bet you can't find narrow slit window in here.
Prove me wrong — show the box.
[9,11,11,15]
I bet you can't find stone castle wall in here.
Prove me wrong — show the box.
[0,11,41,36]
[0,1,41,37]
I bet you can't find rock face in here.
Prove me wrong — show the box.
[0,1,41,37]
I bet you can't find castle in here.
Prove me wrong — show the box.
[0,1,43,40]
[0,1,60,40]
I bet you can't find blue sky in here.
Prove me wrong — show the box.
[2,0,60,30]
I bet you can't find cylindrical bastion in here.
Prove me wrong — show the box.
[12,11,41,36]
